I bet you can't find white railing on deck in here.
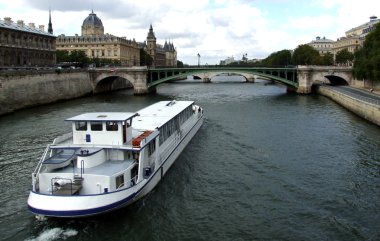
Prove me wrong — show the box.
[32,144,51,192]
[53,132,73,145]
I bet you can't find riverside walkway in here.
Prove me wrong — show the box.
[317,85,380,126]
[327,86,380,106]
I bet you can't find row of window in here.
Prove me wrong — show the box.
[60,44,118,48]
[57,37,137,46]
[75,121,119,132]
[158,105,193,145]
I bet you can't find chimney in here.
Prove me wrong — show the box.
[4,17,12,24]
[29,23,35,29]
[39,25,45,31]
[17,20,24,27]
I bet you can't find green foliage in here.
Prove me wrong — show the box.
[335,49,354,64]
[261,49,292,67]
[56,50,70,63]
[353,23,380,81]
[56,50,89,65]
[90,58,121,67]
[177,60,184,68]
[321,52,334,66]
[292,44,320,65]
[70,50,89,64]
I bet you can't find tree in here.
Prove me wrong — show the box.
[69,50,89,65]
[353,23,380,83]
[140,49,153,67]
[56,50,89,67]
[177,60,184,68]
[321,52,334,66]
[56,50,70,63]
[335,48,354,65]
[292,44,321,65]
[262,49,292,67]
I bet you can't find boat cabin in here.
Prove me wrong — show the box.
[66,112,138,145]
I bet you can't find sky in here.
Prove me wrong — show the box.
[0,0,378,65]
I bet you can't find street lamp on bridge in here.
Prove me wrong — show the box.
[197,53,201,67]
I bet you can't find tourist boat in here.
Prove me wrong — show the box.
[27,100,204,218]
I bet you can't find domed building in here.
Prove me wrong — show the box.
[81,11,104,36]
[56,11,140,66]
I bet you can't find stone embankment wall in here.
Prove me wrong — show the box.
[317,86,380,126]
[0,70,93,116]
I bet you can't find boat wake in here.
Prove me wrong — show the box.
[25,228,78,241]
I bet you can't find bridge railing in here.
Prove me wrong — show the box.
[146,67,298,87]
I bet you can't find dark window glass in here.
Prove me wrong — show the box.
[106,121,118,131]
[75,121,87,131]
[91,122,103,131]
[116,174,124,189]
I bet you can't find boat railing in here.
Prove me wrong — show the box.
[32,144,51,192]
[53,132,73,145]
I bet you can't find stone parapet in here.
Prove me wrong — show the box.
[0,70,92,115]
[317,86,380,126]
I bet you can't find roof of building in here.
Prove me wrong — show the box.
[147,24,156,39]
[310,36,334,43]
[164,41,176,52]
[346,16,379,36]
[82,11,103,28]
[0,18,55,37]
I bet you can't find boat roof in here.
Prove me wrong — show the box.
[133,100,194,130]
[65,112,138,122]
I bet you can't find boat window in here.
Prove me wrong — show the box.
[116,174,124,189]
[148,140,156,156]
[106,121,118,131]
[75,121,87,131]
[91,122,103,131]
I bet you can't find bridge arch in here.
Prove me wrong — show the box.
[89,67,150,94]
[192,71,255,82]
[93,75,134,93]
[147,67,298,88]
[324,75,349,86]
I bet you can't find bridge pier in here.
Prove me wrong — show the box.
[247,77,255,83]
[203,77,211,83]
[296,67,313,94]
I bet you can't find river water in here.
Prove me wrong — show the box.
[0,76,379,241]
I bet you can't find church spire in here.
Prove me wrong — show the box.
[48,8,53,34]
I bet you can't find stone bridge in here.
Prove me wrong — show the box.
[0,66,353,116]
[89,66,352,94]
[88,67,149,94]
[296,66,353,93]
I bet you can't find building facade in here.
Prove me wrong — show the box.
[332,16,379,58]
[56,11,140,66]
[308,36,334,55]
[0,17,56,67]
[144,25,177,67]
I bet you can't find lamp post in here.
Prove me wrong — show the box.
[197,53,200,67]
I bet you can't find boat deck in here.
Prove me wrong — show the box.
[53,129,154,150]
[51,159,135,176]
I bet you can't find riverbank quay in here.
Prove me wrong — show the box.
[0,69,132,116]
[316,85,380,126]
[0,69,92,116]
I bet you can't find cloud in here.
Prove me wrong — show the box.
[1,0,379,65]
